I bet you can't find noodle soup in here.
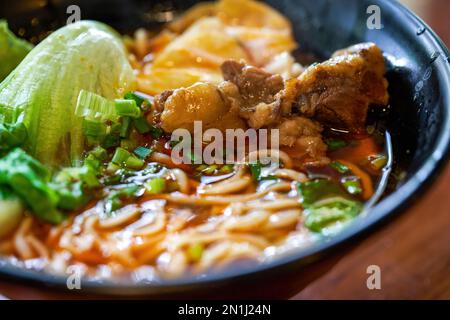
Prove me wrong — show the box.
[0,0,391,281]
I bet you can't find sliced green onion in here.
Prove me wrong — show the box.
[330,161,349,174]
[219,164,234,174]
[133,117,152,134]
[249,162,262,181]
[82,119,108,146]
[78,165,100,188]
[202,165,217,175]
[106,162,120,174]
[55,181,90,210]
[342,179,362,195]
[114,99,141,118]
[75,90,117,122]
[84,154,101,171]
[104,184,140,215]
[120,117,132,138]
[112,147,132,165]
[120,139,138,151]
[304,197,362,232]
[111,147,144,170]
[325,139,347,151]
[133,146,153,160]
[195,164,208,172]
[101,124,121,149]
[124,156,144,170]
[149,126,163,139]
[145,177,166,194]
[124,92,145,107]
[88,146,108,161]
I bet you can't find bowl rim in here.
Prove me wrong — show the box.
[1,0,450,295]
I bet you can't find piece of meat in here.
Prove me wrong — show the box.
[274,117,329,166]
[295,42,389,131]
[221,60,284,108]
[221,59,288,128]
[159,82,246,133]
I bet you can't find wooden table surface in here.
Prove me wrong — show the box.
[1,0,449,300]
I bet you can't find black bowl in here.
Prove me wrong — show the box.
[1,0,449,297]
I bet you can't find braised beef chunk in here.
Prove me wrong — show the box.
[296,43,389,131]
[221,60,295,129]
[221,60,284,108]
[275,117,329,166]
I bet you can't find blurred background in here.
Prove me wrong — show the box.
[401,0,450,44]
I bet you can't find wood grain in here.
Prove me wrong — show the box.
[0,0,449,300]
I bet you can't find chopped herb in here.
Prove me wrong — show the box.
[326,139,348,151]
[120,139,138,151]
[82,119,107,145]
[144,177,166,194]
[330,161,349,174]
[112,147,132,165]
[124,92,152,111]
[202,165,218,175]
[304,197,362,232]
[149,125,163,139]
[249,162,262,181]
[120,117,132,138]
[75,90,118,122]
[219,164,234,174]
[104,184,140,214]
[298,179,347,207]
[124,92,145,108]
[101,123,121,149]
[114,99,141,118]
[342,179,362,195]
[54,181,90,210]
[133,146,153,160]
[88,146,108,161]
[133,117,152,134]
[111,147,144,170]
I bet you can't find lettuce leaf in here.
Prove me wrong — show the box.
[0,21,136,167]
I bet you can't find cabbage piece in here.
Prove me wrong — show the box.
[0,186,23,238]
[0,20,33,81]
[0,21,136,167]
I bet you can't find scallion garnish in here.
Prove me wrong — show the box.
[144,177,166,194]
[112,147,132,165]
[149,125,163,139]
[133,117,152,134]
[249,161,262,181]
[342,179,362,195]
[330,161,349,174]
[111,147,144,170]
[325,139,348,151]
[120,117,132,138]
[133,146,153,160]
[114,99,141,118]
[75,90,118,122]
